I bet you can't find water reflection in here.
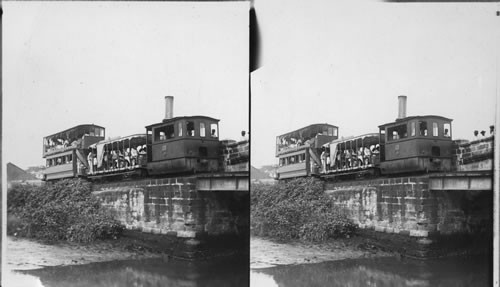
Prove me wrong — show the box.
[9,256,248,287]
[251,256,491,287]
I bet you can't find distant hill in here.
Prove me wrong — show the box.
[251,165,277,185]
[7,162,38,182]
[251,166,272,180]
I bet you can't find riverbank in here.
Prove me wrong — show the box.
[250,235,393,269]
[6,235,161,271]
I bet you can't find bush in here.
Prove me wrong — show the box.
[7,179,123,243]
[251,177,356,242]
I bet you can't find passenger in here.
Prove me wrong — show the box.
[87,151,94,173]
[103,151,109,170]
[111,150,118,169]
[240,131,248,142]
[364,146,371,165]
[320,147,327,173]
[63,139,69,148]
[480,130,486,138]
[124,148,131,167]
[444,129,450,137]
[118,150,125,168]
[325,151,330,171]
[345,150,351,168]
[93,154,97,172]
[473,130,479,141]
[358,147,364,166]
[336,149,342,169]
[131,147,138,166]
[141,145,147,154]
[490,125,495,136]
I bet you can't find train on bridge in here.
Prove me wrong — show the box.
[42,96,248,181]
[276,96,454,180]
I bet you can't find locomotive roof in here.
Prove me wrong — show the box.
[145,115,219,129]
[44,124,105,138]
[378,115,453,129]
[277,123,338,138]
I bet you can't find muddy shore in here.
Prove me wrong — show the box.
[6,236,161,271]
[251,235,393,269]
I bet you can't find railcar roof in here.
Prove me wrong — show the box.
[44,124,105,138]
[146,115,219,129]
[378,115,453,129]
[89,134,147,147]
[277,123,339,138]
[322,133,379,147]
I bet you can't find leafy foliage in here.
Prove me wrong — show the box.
[251,177,356,242]
[8,179,123,243]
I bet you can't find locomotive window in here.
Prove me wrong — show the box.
[178,122,183,137]
[210,123,218,138]
[419,121,428,136]
[411,122,416,136]
[432,122,438,137]
[333,128,338,137]
[187,121,195,136]
[444,123,451,137]
[200,122,206,137]
[328,127,334,136]
[387,124,407,141]
[154,125,175,141]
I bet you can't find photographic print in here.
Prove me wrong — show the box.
[3,2,249,286]
[250,1,497,286]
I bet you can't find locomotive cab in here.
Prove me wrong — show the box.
[378,115,453,174]
[145,116,220,175]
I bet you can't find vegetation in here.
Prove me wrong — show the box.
[7,179,123,243]
[251,177,356,242]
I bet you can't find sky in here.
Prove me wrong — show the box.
[3,2,249,169]
[251,0,499,167]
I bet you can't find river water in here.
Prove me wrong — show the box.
[6,256,249,287]
[251,255,491,287]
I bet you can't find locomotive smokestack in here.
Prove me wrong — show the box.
[398,95,407,119]
[165,96,174,120]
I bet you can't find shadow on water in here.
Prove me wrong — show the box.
[251,255,491,287]
[9,256,249,287]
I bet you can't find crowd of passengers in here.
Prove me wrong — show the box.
[45,137,85,152]
[320,144,380,173]
[86,144,147,174]
[277,136,315,152]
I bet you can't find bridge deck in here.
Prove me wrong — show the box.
[428,171,493,191]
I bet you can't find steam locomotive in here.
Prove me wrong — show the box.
[276,96,454,180]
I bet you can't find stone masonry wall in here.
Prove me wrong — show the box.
[92,177,248,239]
[324,176,492,257]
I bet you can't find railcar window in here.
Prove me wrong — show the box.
[178,122,183,137]
[187,121,195,136]
[387,124,407,141]
[432,122,438,137]
[210,123,218,138]
[419,121,428,136]
[411,122,416,136]
[444,123,451,137]
[200,122,206,137]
